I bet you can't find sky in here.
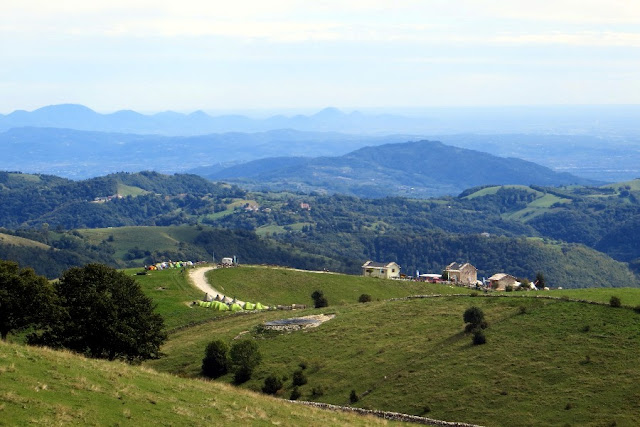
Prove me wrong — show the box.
[1,1,639,114]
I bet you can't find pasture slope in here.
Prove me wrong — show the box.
[0,341,402,426]
[146,266,640,427]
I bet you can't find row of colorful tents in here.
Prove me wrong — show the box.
[146,261,195,270]
[196,300,268,311]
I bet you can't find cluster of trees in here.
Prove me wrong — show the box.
[201,339,262,383]
[1,260,166,362]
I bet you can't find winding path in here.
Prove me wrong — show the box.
[188,266,245,306]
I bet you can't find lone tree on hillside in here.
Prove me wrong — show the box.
[29,264,167,362]
[463,306,488,333]
[202,339,230,378]
[535,272,546,289]
[0,260,57,341]
[230,339,262,384]
[311,290,328,308]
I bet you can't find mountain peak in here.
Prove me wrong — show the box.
[312,107,345,119]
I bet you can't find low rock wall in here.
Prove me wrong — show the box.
[291,401,482,426]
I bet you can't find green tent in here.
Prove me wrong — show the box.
[229,303,243,312]
[212,301,229,311]
[244,302,256,310]
[198,301,205,307]
[255,302,266,310]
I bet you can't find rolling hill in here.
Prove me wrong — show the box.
[202,140,597,198]
[0,340,399,426]
[143,266,640,426]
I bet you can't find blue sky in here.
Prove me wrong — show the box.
[1,1,639,114]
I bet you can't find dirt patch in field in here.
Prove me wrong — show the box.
[263,314,335,332]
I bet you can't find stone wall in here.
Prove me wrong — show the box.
[291,400,482,426]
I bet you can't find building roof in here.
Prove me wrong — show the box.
[362,261,399,269]
[445,262,476,271]
[488,273,516,281]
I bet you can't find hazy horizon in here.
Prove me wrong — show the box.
[2,1,639,113]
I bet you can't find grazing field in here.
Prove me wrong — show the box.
[0,341,399,426]
[128,267,227,330]
[0,232,50,250]
[552,287,640,307]
[79,226,203,260]
[204,266,472,307]
[148,294,640,426]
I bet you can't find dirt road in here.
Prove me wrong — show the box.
[189,266,245,305]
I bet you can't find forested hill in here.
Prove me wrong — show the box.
[202,140,597,198]
[1,170,638,287]
[0,171,245,228]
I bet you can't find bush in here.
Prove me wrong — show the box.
[634,305,640,314]
[518,306,527,315]
[311,290,328,308]
[610,296,622,308]
[311,386,324,397]
[349,389,359,403]
[472,330,486,345]
[463,306,487,333]
[292,369,308,386]
[505,285,513,292]
[262,374,283,395]
[201,340,230,378]
[230,340,262,384]
[358,294,372,303]
[290,387,301,400]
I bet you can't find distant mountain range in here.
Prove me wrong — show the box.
[2,103,640,136]
[0,104,431,135]
[0,127,413,179]
[196,140,597,198]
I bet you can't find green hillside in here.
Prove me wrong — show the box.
[144,267,640,426]
[204,266,472,307]
[0,341,398,426]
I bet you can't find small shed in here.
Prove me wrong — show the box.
[488,273,519,291]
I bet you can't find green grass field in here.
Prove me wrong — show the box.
[148,293,640,426]
[116,183,149,196]
[0,232,51,250]
[204,266,472,307]
[0,341,399,426]
[79,226,203,260]
[126,267,228,331]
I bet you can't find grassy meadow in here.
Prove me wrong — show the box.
[204,266,472,307]
[79,226,203,260]
[0,341,399,426]
[5,263,640,426]
[148,293,640,426]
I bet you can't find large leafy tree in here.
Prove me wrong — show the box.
[0,260,57,341]
[31,264,166,362]
[230,339,262,384]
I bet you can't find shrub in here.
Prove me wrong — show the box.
[292,369,308,386]
[262,374,283,395]
[311,386,324,397]
[634,305,640,314]
[290,387,301,400]
[610,296,622,308]
[472,330,486,345]
[311,290,328,308]
[201,340,230,378]
[518,306,527,315]
[358,294,372,303]
[505,285,513,292]
[463,306,487,333]
[298,361,307,370]
[349,389,359,403]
